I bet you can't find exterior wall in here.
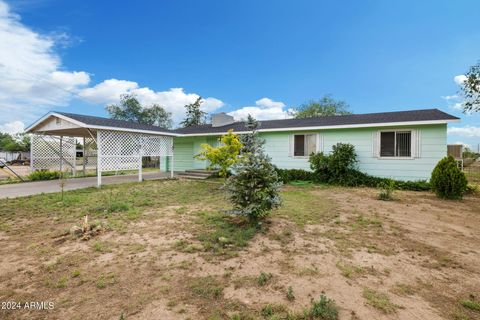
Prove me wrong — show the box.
[173,124,447,181]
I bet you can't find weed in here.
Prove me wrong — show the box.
[391,283,415,296]
[190,276,223,300]
[286,286,295,301]
[306,295,339,320]
[71,270,81,278]
[56,276,68,288]
[363,288,398,314]
[257,272,272,286]
[460,299,480,312]
[336,261,364,278]
[378,179,395,201]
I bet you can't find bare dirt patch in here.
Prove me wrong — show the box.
[0,180,479,319]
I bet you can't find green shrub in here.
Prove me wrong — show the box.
[257,272,272,286]
[430,156,468,199]
[275,168,315,183]
[309,143,359,185]
[378,179,395,201]
[307,295,339,320]
[28,170,61,181]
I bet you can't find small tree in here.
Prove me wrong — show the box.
[224,115,282,221]
[430,156,468,199]
[459,62,480,113]
[180,97,207,127]
[195,130,243,178]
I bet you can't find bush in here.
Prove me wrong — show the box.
[309,143,359,185]
[430,156,468,199]
[275,168,315,183]
[28,170,61,181]
[378,179,395,201]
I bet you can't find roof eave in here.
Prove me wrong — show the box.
[26,112,181,137]
[176,119,459,137]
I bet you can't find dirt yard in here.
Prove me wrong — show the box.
[0,180,479,320]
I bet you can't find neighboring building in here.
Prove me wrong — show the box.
[172,109,459,181]
[26,108,459,183]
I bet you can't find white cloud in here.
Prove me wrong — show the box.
[78,79,138,104]
[255,97,285,108]
[448,126,480,137]
[441,94,458,101]
[0,0,90,126]
[78,81,225,123]
[227,97,291,121]
[454,75,467,85]
[0,120,25,134]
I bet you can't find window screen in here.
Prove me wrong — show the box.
[294,135,305,156]
[396,131,411,157]
[380,132,395,157]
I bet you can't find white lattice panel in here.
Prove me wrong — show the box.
[84,137,97,169]
[31,135,76,171]
[98,130,173,172]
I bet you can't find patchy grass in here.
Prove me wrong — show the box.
[196,212,262,256]
[189,276,224,300]
[363,288,399,314]
[460,299,480,312]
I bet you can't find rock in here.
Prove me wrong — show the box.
[218,236,230,244]
[69,225,83,237]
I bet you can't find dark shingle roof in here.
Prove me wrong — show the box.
[55,112,174,134]
[172,108,459,135]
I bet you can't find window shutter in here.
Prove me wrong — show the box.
[412,129,421,158]
[316,133,323,153]
[289,134,294,157]
[372,131,380,157]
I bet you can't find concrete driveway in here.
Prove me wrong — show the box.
[0,172,172,199]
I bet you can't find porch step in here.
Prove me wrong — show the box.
[177,169,219,180]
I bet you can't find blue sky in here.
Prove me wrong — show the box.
[0,0,479,148]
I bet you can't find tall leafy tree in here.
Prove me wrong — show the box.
[459,62,480,113]
[290,95,351,118]
[106,94,173,128]
[180,97,207,127]
[0,133,29,152]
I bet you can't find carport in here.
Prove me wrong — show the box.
[25,112,175,187]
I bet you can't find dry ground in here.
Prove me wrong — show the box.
[0,180,479,320]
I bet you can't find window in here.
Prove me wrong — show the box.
[55,118,62,125]
[380,131,411,157]
[293,134,317,156]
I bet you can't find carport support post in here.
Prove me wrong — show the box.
[59,136,63,172]
[170,154,174,178]
[82,137,86,176]
[139,156,143,182]
[96,131,102,187]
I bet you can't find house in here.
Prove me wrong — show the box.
[26,108,459,185]
[172,109,459,181]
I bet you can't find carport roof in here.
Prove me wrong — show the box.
[25,111,177,136]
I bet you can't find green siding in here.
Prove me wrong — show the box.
[173,124,447,181]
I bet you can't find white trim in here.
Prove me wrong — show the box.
[179,119,458,137]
